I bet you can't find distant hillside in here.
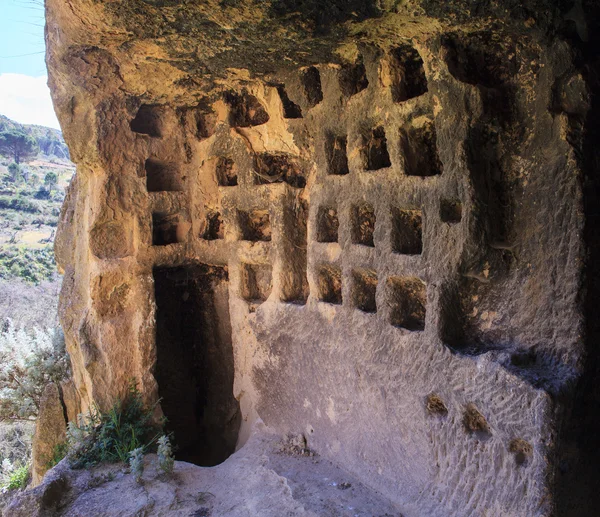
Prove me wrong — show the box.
[0,114,69,161]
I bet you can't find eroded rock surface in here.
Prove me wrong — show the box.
[31,384,67,488]
[7,424,401,517]
[41,0,600,515]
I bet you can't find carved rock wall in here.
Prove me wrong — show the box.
[45,0,600,515]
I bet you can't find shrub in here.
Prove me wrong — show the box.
[45,442,68,469]
[1,463,29,491]
[67,384,161,469]
[0,196,40,213]
[7,163,22,183]
[128,448,144,483]
[0,323,69,422]
[0,246,57,284]
[157,435,174,475]
[0,422,34,469]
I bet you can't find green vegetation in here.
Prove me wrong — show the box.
[157,435,174,475]
[45,442,69,470]
[2,463,29,491]
[0,115,68,162]
[129,448,144,483]
[0,323,70,422]
[0,131,38,165]
[0,246,56,284]
[0,116,73,284]
[67,385,161,469]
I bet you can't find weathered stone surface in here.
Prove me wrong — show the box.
[6,424,400,517]
[43,0,600,515]
[31,384,67,487]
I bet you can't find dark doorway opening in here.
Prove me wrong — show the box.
[153,264,240,466]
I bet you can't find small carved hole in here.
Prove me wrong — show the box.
[316,207,339,243]
[325,133,349,176]
[463,403,491,436]
[203,211,224,240]
[224,90,269,127]
[254,153,305,188]
[145,159,183,192]
[241,263,272,302]
[301,67,323,107]
[317,265,342,305]
[351,204,376,247]
[351,269,377,313]
[131,105,163,137]
[399,121,442,177]
[440,199,462,223]
[152,213,184,246]
[238,209,271,242]
[391,208,422,255]
[389,45,428,102]
[339,63,369,97]
[362,127,391,171]
[387,276,426,331]
[426,394,448,416]
[276,85,302,119]
[216,157,238,186]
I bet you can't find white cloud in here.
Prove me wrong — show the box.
[0,73,60,130]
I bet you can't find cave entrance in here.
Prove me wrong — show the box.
[153,264,240,466]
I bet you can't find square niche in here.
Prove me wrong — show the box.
[238,209,271,242]
[240,263,272,302]
[351,204,376,247]
[391,208,422,255]
[316,206,339,243]
[317,265,342,305]
[387,276,426,331]
[351,269,378,313]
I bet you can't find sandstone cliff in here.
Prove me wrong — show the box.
[40,0,600,515]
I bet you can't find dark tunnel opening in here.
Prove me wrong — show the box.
[153,264,240,466]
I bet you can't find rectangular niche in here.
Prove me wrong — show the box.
[280,198,309,305]
[202,210,224,240]
[152,212,186,246]
[399,121,442,177]
[254,153,306,188]
[130,104,163,137]
[276,85,303,119]
[392,208,422,255]
[316,206,339,243]
[240,263,272,303]
[362,127,391,171]
[351,268,378,313]
[325,132,349,176]
[351,204,376,247]
[389,45,428,102]
[387,276,426,331]
[300,66,323,108]
[145,159,184,192]
[216,157,238,186]
[317,264,342,305]
[440,199,463,224]
[338,63,369,97]
[238,209,271,242]
[224,90,270,128]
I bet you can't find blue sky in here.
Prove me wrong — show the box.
[0,0,60,129]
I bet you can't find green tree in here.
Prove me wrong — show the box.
[7,163,22,183]
[0,130,39,164]
[44,171,58,190]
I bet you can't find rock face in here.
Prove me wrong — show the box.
[44,0,600,515]
[31,384,67,487]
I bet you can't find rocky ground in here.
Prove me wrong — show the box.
[5,422,402,517]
